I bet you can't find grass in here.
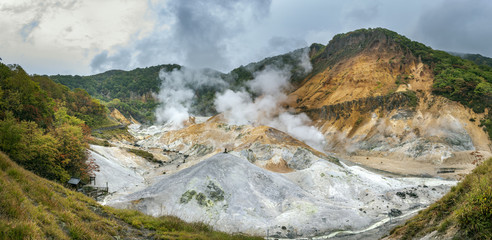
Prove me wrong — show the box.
[87,137,112,147]
[0,151,263,240]
[0,152,119,240]
[126,148,159,163]
[91,126,134,141]
[109,208,259,240]
[388,157,492,239]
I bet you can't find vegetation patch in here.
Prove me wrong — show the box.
[0,63,119,182]
[190,144,214,157]
[88,138,112,147]
[91,126,133,141]
[206,181,225,202]
[180,190,197,204]
[395,74,414,85]
[179,182,225,207]
[110,208,262,240]
[401,90,418,108]
[126,148,158,163]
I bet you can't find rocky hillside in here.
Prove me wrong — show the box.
[287,28,492,179]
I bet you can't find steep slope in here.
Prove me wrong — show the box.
[288,28,492,178]
[291,29,434,107]
[0,151,148,239]
[0,63,115,183]
[0,151,262,240]
[385,157,492,239]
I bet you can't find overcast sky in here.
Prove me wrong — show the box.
[1,0,491,75]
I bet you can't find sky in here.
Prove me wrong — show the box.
[1,0,491,75]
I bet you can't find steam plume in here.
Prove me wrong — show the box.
[155,48,326,150]
[155,67,227,127]
[215,50,325,150]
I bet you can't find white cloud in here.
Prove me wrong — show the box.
[0,0,152,74]
[1,0,491,75]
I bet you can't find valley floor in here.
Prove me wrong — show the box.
[341,150,491,180]
[88,122,458,239]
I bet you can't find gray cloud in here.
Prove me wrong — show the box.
[3,0,79,43]
[90,0,272,73]
[90,48,132,72]
[343,2,379,28]
[267,36,307,54]
[414,0,492,56]
[4,0,492,75]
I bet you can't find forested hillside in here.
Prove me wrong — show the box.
[450,52,492,68]
[51,65,179,123]
[0,63,111,182]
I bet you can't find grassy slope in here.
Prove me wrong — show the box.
[387,158,492,239]
[0,151,261,240]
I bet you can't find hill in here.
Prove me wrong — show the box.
[0,151,261,240]
[289,27,492,239]
[449,52,492,68]
[284,28,492,178]
[0,63,117,182]
[50,65,179,123]
[294,28,491,116]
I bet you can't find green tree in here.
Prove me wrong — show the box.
[53,107,88,178]
[0,112,25,156]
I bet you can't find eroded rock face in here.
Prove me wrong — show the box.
[288,28,491,178]
[296,93,491,178]
[305,92,415,121]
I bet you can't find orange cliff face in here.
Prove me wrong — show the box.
[282,29,492,178]
[288,30,434,111]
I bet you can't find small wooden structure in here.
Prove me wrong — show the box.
[67,176,108,200]
[79,183,109,201]
[89,176,96,185]
[67,177,82,189]
[436,168,456,174]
